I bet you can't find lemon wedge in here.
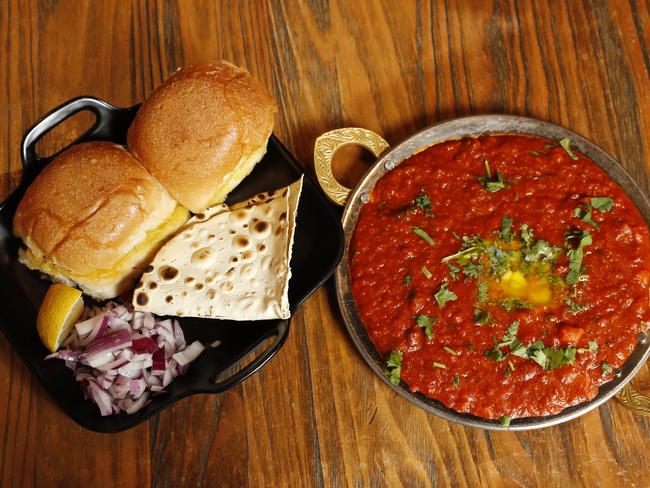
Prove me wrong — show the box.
[36,284,84,352]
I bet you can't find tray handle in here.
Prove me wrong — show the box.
[314,128,389,206]
[616,383,650,416]
[21,96,135,173]
[210,319,290,392]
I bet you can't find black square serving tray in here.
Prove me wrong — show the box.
[0,96,344,433]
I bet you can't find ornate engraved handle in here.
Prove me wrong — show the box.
[616,383,650,416]
[314,128,390,206]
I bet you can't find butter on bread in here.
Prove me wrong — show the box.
[13,141,189,299]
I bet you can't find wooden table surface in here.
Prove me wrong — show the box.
[2,1,650,486]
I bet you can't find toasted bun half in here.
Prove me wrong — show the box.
[127,60,277,213]
[13,141,189,299]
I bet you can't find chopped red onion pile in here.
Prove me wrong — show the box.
[45,302,206,416]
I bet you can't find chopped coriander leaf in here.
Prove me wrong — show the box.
[509,340,528,358]
[508,360,515,371]
[498,415,512,427]
[520,223,534,247]
[415,314,438,340]
[499,321,520,346]
[500,215,513,243]
[477,281,489,303]
[463,262,481,279]
[577,341,598,354]
[484,346,507,362]
[530,346,576,370]
[591,196,613,212]
[452,374,460,387]
[384,350,403,385]
[425,212,435,218]
[432,361,447,369]
[441,245,482,264]
[414,193,433,211]
[529,150,542,156]
[565,230,592,285]
[566,297,589,314]
[434,282,458,307]
[444,346,459,356]
[602,362,612,375]
[485,246,512,276]
[421,266,433,279]
[403,275,412,286]
[412,226,436,245]
[499,297,531,312]
[522,239,562,263]
[447,263,461,280]
[559,138,579,160]
[478,160,507,192]
[574,204,599,230]
[474,307,493,326]
[486,177,506,192]
[529,348,547,369]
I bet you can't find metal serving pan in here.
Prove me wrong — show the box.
[314,115,650,430]
[0,96,345,433]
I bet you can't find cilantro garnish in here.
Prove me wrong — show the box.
[520,224,534,247]
[403,275,412,286]
[577,341,598,354]
[499,297,531,312]
[415,314,438,340]
[421,266,433,279]
[434,282,457,307]
[432,361,447,369]
[384,350,403,385]
[412,226,436,246]
[500,215,513,243]
[444,346,458,356]
[498,415,512,427]
[477,281,489,303]
[559,138,579,160]
[591,197,613,212]
[574,204,599,230]
[602,362,611,375]
[452,374,460,388]
[566,297,589,314]
[447,263,461,280]
[574,197,613,230]
[484,323,594,371]
[522,239,562,263]
[499,321,520,346]
[474,307,493,326]
[565,230,592,285]
[463,262,482,279]
[484,346,507,362]
[414,193,433,211]
[478,160,507,192]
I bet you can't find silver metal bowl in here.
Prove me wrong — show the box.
[314,115,650,430]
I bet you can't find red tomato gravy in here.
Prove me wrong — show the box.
[349,134,650,420]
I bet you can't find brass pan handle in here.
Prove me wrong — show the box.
[616,383,650,416]
[314,128,390,206]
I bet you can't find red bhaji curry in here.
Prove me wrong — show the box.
[349,134,650,422]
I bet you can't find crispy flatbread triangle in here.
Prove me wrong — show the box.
[133,177,303,320]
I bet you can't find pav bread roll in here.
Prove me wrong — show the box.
[127,60,277,213]
[13,141,190,299]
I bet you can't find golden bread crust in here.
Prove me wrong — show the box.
[13,141,178,276]
[127,60,276,213]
